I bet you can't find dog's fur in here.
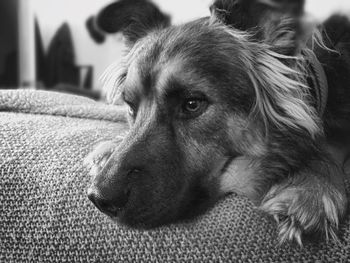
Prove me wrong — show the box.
[85,0,350,245]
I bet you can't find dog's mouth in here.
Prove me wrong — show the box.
[98,202,125,219]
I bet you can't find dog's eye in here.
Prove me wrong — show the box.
[181,98,208,117]
[185,100,201,112]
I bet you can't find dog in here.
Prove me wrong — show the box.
[85,0,350,246]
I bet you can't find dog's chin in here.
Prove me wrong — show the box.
[100,188,219,229]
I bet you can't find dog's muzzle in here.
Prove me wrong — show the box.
[87,186,130,217]
[87,164,142,217]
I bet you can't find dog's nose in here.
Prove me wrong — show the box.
[87,187,130,216]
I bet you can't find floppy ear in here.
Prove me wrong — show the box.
[211,0,321,136]
[211,0,306,55]
[88,0,170,45]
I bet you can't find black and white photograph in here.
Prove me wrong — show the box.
[1,0,350,262]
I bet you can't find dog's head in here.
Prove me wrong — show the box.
[87,0,321,227]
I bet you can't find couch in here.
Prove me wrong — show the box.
[1,90,349,262]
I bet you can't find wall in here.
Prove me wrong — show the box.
[33,0,350,91]
[306,0,350,19]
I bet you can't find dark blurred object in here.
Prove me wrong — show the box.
[0,0,19,87]
[80,65,94,90]
[86,16,106,44]
[86,0,170,44]
[42,23,97,99]
[35,18,46,87]
[45,23,80,88]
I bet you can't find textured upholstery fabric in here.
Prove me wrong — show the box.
[0,89,127,122]
[0,90,350,262]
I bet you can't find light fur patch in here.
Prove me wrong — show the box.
[210,20,321,137]
[84,139,123,179]
[226,116,266,157]
[154,58,184,92]
[101,36,156,104]
[245,50,320,136]
[219,157,261,201]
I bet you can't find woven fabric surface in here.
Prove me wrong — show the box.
[0,89,127,122]
[0,90,350,262]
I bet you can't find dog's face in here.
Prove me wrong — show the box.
[90,22,263,226]
[87,0,320,227]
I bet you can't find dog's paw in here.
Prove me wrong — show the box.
[84,138,123,177]
[260,178,347,246]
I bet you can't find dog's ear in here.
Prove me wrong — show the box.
[211,0,305,55]
[90,0,170,45]
[211,1,321,136]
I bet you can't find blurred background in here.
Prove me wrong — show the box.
[1,0,349,100]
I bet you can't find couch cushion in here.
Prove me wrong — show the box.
[0,90,349,262]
